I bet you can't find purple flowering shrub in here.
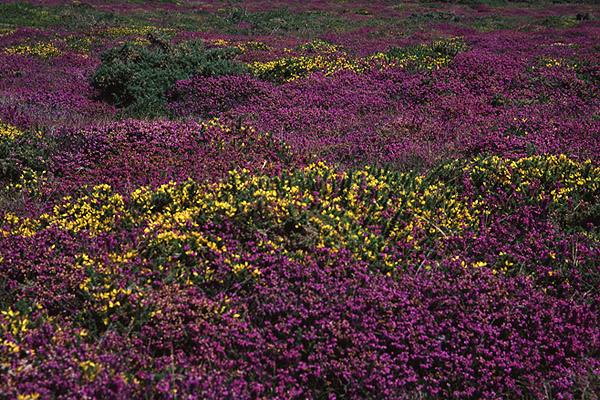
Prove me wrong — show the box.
[2,1,600,399]
[44,119,296,196]
[167,74,269,118]
[2,154,600,399]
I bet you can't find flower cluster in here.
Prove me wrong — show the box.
[2,0,600,399]
[247,39,462,83]
[2,42,61,58]
[167,74,269,118]
[1,155,600,398]
[0,119,22,140]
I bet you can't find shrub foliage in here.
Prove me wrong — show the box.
[90,31,248,116]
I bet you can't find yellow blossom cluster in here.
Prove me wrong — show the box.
[0,119,22,139]
[249,54,359,82]
[467,154,599,204]
[234,40,270,52]
[1,154,597,282]
[97,26,173,39]
[2,42,61,57]
[0,28,16,36]
[79,360,102,382]
[249,39,458,82]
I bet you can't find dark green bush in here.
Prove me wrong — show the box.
[90,31,248,117]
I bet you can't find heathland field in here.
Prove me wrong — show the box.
[1,1,600,399]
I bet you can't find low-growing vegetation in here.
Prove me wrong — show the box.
[1,1,600,399]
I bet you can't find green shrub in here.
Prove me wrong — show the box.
[384,38,469,72]
[90,31,248,117]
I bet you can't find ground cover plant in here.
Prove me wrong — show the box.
[1,0,600,399]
